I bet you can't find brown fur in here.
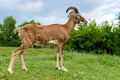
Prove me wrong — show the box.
[8,6,87,74]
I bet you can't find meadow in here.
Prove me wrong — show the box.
[0,47,120,80]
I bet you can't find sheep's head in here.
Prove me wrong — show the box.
[66,6,87,24]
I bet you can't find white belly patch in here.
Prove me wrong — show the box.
[33,40,58,46]
[48,40,58,45]
[34,41,41,46]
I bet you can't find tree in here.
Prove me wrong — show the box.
[0,24,4,45]
[118,12,120,25]
[0,17,41,46]
[18,20,41,27]
[0,16,19,46]
[117,12,120,20]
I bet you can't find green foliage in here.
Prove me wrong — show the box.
[0,16,19,46]
[117,12,120,20]
[0,47,120,80]
[64,20,120,55]
[0,17,41,47]
[18,20,41,27]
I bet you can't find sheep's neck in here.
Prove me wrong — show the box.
[65,17,76,34]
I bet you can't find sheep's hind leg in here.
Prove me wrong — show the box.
[8,44,25,74]
[19,44,32,71]
[19,53,28,71]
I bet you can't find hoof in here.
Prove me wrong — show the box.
[56,66,61,70]
[22,67,28,71]
[61,67,68,72]
[8,68,13,74]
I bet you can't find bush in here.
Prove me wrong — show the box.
[64,21,120,55]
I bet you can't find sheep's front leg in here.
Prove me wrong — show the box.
[58,44,68,72]
[56,47,61,70]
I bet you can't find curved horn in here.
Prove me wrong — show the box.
[66,6,79,13]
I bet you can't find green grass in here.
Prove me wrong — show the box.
[0,47,120,80]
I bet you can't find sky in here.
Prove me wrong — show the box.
[0,0,120,25]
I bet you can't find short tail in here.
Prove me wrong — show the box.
[13,28,20,34]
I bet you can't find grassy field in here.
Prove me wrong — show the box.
[0,47,120,80]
